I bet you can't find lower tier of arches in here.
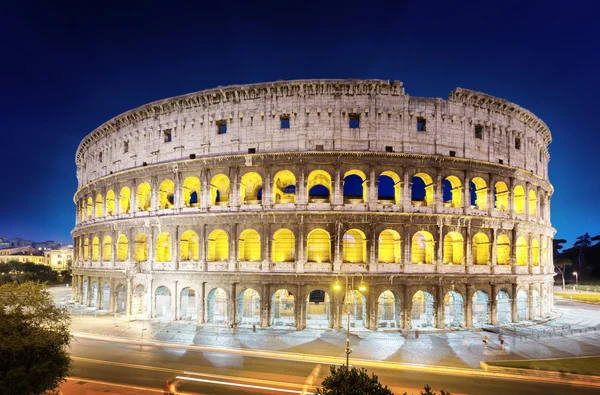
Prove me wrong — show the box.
[71,271,554,330]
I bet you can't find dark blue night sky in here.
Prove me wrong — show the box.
[0,0,598,245]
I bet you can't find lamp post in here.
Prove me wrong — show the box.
[333,273,367,367]
[573,271,578,287]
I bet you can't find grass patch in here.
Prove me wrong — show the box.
[487,356,600,376]
[575,284,600,292]
[554,293,600,304]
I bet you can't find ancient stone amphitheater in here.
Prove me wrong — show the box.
[71,79,554,330]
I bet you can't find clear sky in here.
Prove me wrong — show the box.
[0,0,598,246]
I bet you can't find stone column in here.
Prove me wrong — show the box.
[261,283,270,328]
[368,168,377,211]
[126,277,132,317]
[436,223,443,269]
[528,283,534,320]
[72,275,78,301]
[333,221,342,271]
[463,172,471,211]
[491,228,498,267]
[263,166,272,209]
[465,222,472,267]
[229,282,237,326]
[199,224,206,270]
[511,227,518,270]
[198,281,206,324]
[401,169,411,210]
[173,226,180,270]
[527,233,533,274]
[201,169,211,209]
[403,227,411,265]
[465,285,473,327]
[231,167,240,208]
[297,223,305,273]
[150,175,158,212]
[333,164,342,206]
[487,176,495,215]
[229,224,237,271]
[173,171,182,210]
[490,284,498,325]
[130,182,136,213]
[524,182,531,221]
[435,285,443,328]
[172,280,178,321]
[403,286,412,329]
[96,277,102,309]
[511,284,518,323]
[261,224,270,272]
[434,173,442,212]
[147,278,153,319]
[297,165,307,206]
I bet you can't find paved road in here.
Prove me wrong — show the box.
[69,337,599,394]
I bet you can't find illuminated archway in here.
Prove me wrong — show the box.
[442,176,462,208]
[306,290,330,328]
[273,170,296,204]
[497,290,511,323]
[180,287,197,320]
[532,238,540,266]
[470,177,488,210]
[378,290,401,329]
[411,231,434,264]
[80,202,85,221]
[136,182,151,211]
[443,232,464,264]
[86,197,93,219]
[472,291,490,326]
[180,230,199,261]
[517,289,528,321]
[496,234,510,265]
[83,238,89,260]
[378,171,401,204]
[343,170,367,203]
[272,229,295,262]
[95,193,103,218]
[307,170,331,203]
[494,182,509,211]
[132,285,146,315]
[156,232,172,262]
[102,235,112,261]
[207,288,228,324]
[134,233,148,262]
[158,179,175,209]
[514,185,525,214]
[182,176,201,207]
[411,173,433,207]
[239,229,261,261]
[210,174,230,206]
[240,172,263,204]
[529,189,537,216]
[307,229,330,262]
[92,237,99,261]
[472,232,490,265]
[116,234,128,261]
[342,290,366,329]
[119,186,131,214]
[516,236,528,266]
[155,286,171,319]
[443,290,464,327]
[412,290,434,328]
[238,288,260,326]
[272,289,295,327]
[342,229,366,263]
[378,229,401,263]
[106,190,115,215]
[207,230,228,261]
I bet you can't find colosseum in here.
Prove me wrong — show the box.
[71,79,555,331]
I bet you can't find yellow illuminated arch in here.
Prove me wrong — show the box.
[240,172,263,204]
[379,171,401,204]
[136,182,151,211]
[516,236,528,266]
[471,177,488,210]
[472,232,490,265]
[116,235,128,261]
[494,182,509,211]
[444,176,462,208]
[95,193,103,218]
[83,238,89,260]
[307,170,332,203]
[529,190,537,216]
[210,174,230,206]
[134,233,148,262]
[207,229,229,261]
[532,238,540,266]
[443,232,464,264]
[272,229,295,262]
[412,173,434,207]
[514,185,525,214]
[307,229,330,263]
[343,170,367,203]
[180,230,199,261]
[80,202,85,221]
[182,176,201,207]
[273,170,296,204]
[496,234,510,265]
[86,197,93,219]
[106,190,115,216]
[156,232,172,262]
[119,186,131,214]
[92,237,99,261]
[158,179,175,209]
[378,229,401,263]
[102,235,112,261]
[343,229,366,263]
[239,229,261,261]
[411,231,434,264]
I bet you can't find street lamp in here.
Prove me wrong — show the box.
[333,273,367,367]
[573,271,578,286]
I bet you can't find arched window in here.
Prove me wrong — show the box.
[136,182,151,211]
[95,193,103,218]
[343,170,367,203]
[470,177,488,210]
[116,235,128,261]
[378,171,400,204]
[514,185,525,214]
[86,197,93,219]
[119,186,131,214]
[342,229,366,263]
[443,232,464,264]
[180,230,199,261]
[156,232,172,262]
[182,176,201,207]
[472,232,490,265]
[442,176,462,208]
[516,236,528,266]
[92,237,99,261]
[531,238,540,266]
[134,233,148,262]
[80,202,85,222]
[496,234,510,265]
[529,189,537,216]
[273,170,296,204]
[240,172,263,204]
[307,170,332,203]
[210,174,230,206]
[272,229,295,262]
[307,229,330,262]
[411,173,433,207]
[83,238,89,260]
[494,182,509,211]
[158,179,175,209]
[239,229,261,261]
[207,230,229,261]
[378,230,401,263]
[102,235,112,261]
[411,231,434,264]
[106,190,115,216]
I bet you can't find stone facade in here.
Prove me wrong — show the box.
[71,79,555,330]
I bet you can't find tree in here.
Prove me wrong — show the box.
[0,282,71,394]
[0,261,58,284]
[553,239,567,256]
[574,233,593,271]
[554,257,573,289]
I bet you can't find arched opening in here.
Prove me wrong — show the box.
[95,193,103,218]
[342,290,366,329]
[136,182,151,211]
[529,190,537,216]
[411,173,433,207]
[272,289,295,327]
[86,197,93,219]
[239,229,261,261]
[207,230,229,261]
[82,279,89,305]
[83,238,89,260]
[443,232,464,265]
[377,290,400,329]
[101,283,110,310]
[238,288,261,326]
[532,289,541,318]
[443,290,464,328]
[472,291,490,326]
[514,185,525,214]
[412,291,434,328]
[116,235,128,261]
[307,229,330,263]
[155,286,172,319]
[132,285,146,315]
[272,229,295,262]
[92,237,99,261]
[273,170,296,204]
[472,232,490,265]
[156,232,172,262]
[517,289,528,321]
[378,230,401,263]
[442,176,462,208]
[496,290,511,324]
[342,229,366,263]
[106,190,115,216]
[240,172,263,204]
[90,281,98,307]
[516,236,528,266]
[411,231,434,264]
[531,238,540,266]
[470,177,488,210]
[180,287,197,320]
[80,202,85,221]
[496,234,510,265]
[307,170,331,203]
[119,187,131,214]
[494,182,509,211]
[179,230,199,261]
[182,176,201,207]
[134,233,148,262]
[210,174,230,206]
[207,288,228,324]
[343,170,367,203]
[378,171,400,204]
[158,179,175,209]
[306,290,330,328]
[115,284,126,313]
[102,236,112,261]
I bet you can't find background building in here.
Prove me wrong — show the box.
[44,248,73,271]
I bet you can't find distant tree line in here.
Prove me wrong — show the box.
[554,233,600,284]
[0,260,70,285]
